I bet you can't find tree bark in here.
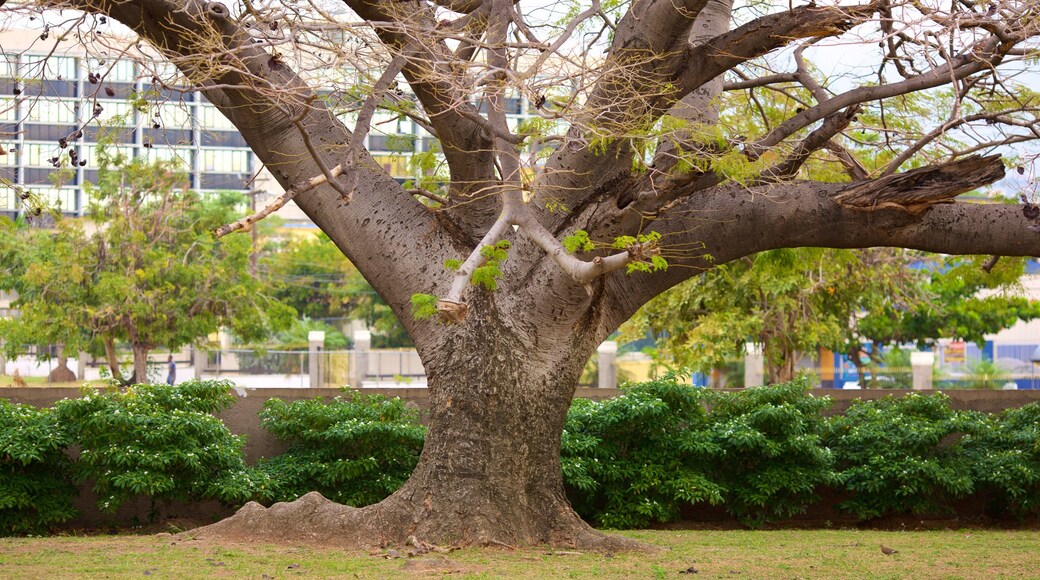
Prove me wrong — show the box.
[131,344,150,385]
[47,344,77,384]
[102,336,126,385]
[189,299,637,550]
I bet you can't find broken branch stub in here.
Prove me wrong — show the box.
[832,154,1005,214]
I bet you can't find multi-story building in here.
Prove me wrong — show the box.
[1,29,537,225]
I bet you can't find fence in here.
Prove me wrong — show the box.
[3,344,1039,390]
[192,348,426,388]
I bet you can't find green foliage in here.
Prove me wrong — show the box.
[705,379,835,526]
[561,375,723,529]
[625,248,906,378]
[627,255,668,275]
[0,400,77,536]
[55,381,255,514]
[963,358,1010,390]
[270,318,350,350]
[611,230,660,250]
[263,232,409,348]
[563,230,596,254]
[255,393,425,506]
[562,377,832,528]
[444,258,462,271]
[410,293,438,320]
[472,240,511,291]
[961,402,1040,518]
[857,256,1040,352]
[824,393,980,520]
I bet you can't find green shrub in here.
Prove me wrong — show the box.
[55,380,255,514]
[0,399,77,535]
[561,375,723,529]
[562,376,834,529]
[255,392,425,506]
[962,402,1040,518]
[706,379,835,526]
[824,392,979,520]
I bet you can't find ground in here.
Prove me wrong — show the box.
[1,530,1037,578]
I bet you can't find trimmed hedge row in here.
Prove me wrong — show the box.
[562,375,1040,528]
[2,378,1039,535]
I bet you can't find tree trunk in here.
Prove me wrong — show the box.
[47,344,78,383]
[103,336,127,385]
[188,311,639,551]
[131,344,150,385]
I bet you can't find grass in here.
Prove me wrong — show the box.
[1,530,1037,578]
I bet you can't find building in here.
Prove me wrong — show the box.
[1,28,539,227]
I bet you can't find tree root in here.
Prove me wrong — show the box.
[176,492,658,553]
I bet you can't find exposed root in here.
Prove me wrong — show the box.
[561,525,663,554]
[178,492,377,548]
[175,492,659,553]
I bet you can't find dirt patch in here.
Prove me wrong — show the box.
[401,558,467,574]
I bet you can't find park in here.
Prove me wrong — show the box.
[2,0,1040,575]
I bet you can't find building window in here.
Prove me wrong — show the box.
[24,98,78,124]
[0,97,17,122]
[83,144,135,166]
[20,55,78,81]
[0,141,15,165]
[22,186,77,212]
[0,56,14,78]
[201,148,248,173]
[198,105,236,131]
[143,146,193,171]
[0,186,17,210]
[87,58,136,83]
[91,100,136,124]
[153,102,192,129]
[23,143,59,167]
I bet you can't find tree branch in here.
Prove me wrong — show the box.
[832,154,1006,213]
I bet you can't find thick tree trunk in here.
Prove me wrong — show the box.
[188,311,639,551]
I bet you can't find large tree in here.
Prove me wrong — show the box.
[7,0,1040,548]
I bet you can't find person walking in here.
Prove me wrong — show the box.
[166,354,176,386]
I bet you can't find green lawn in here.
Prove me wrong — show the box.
[1,530,1037,578]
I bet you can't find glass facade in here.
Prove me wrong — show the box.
[0,50,536,218]
[0,52,261,217]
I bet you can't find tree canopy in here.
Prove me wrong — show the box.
[4,0,1040,550]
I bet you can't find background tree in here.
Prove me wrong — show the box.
[0,149,294,384]
[623,247,922,383]
[7,0,1040,549]
[262,233,410,347]
[856,256,1040,360]
[626,251,1040,385]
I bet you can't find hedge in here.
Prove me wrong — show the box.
[1,378,1039,535]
